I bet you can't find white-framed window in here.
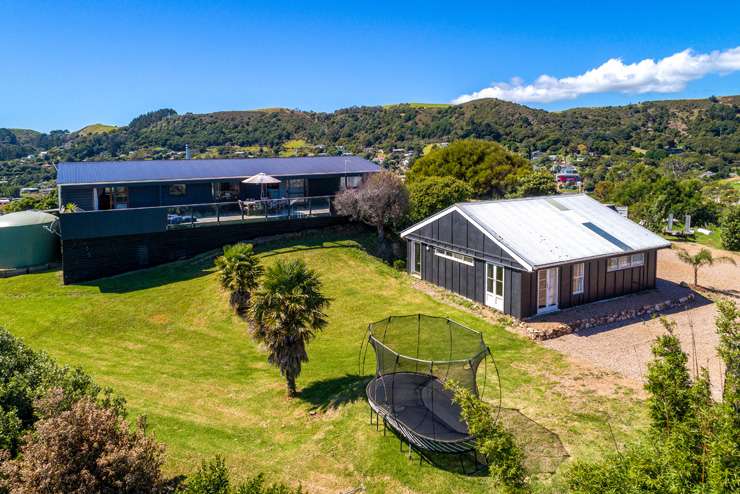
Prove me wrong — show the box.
[434,248,474,266]
[572,263,584,294]
[286,178,305,197]
[343,175,363,189]
[607,253,645,272]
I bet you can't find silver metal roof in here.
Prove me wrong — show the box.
[456,194,670,269]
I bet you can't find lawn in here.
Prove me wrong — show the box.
[0,232,646,493]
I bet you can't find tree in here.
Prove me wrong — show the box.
[407,139,532,197]
[508,169,557,198]
[720,205,740,251]
[333,171,408,242]
[0,390,165,494]
[674,247,736,286]
[248,259,330,396]
[215,243,263,315]
[446,382,527,491]
[407,176,473,223]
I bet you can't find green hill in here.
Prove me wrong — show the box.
[76,123,117,136]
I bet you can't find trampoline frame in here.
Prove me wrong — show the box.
[359,314,501,462]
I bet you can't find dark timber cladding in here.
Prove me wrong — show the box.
[61,216,346,284]
[402,195,670,320]
[404,210,528,318]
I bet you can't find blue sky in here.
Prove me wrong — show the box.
[2,0,739,131]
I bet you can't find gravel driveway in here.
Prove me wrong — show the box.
[541,244,739,398]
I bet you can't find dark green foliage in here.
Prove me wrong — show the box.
[508,169,557,198]
[249,259,330,396]
[0,327,123,457]
[566,302,740,493]
[215,243,264,315]
[407,176,473,222]
[128,109,178,132]
[392,259,406,271]
[446,382,527,492]
[408,139,531,198]
[720,205,740,251]
[0,194,57,213]
[182,456,303,494]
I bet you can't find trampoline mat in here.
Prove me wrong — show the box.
[366,372,471,442]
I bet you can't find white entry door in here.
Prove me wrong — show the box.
[485,263,504,311]
[537,267,559,313]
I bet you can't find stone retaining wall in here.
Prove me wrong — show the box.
[523,293,696,341]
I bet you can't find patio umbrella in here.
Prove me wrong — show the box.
[242,173,281,199]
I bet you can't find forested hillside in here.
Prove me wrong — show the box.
[1,95,738,194]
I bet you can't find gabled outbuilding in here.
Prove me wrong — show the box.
[400,194,670,319]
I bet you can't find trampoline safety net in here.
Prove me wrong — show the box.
[363,314,492,454]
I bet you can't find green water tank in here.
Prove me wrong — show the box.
[0,210,60,269]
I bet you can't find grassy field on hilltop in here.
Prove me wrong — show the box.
[0,232,647,493]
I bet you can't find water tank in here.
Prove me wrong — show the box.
[0,210,60,269]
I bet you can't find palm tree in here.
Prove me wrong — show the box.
[249,259,330,396]
[675,247,736,286]
[214,243,263,315]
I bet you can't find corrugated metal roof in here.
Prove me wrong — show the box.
[456,194,670,269]
[56,156,381,186]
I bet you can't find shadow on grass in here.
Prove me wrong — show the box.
[84,227,378,294]
[298,374,371,413]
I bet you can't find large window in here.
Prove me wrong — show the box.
[286,178,305,197]
[341,175,363,190]
[572,263,584,294]
[434,248,474,266]
[607,253,645,272]
[97,186,128,210]
[213,182,239,201]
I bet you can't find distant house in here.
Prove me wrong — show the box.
[56,156,380,283]
[400,195,669,319]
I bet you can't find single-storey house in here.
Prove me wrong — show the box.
[55,156,380,283]
[400,194,670,319]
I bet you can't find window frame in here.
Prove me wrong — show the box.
[572,262,585,295]
[607,253,646,272]
[411,241,422,277]
[434,248,474,266]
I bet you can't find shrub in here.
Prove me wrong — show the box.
[392,259,406,271]
[720,204,740,251]
[407,176,473,223]
[446,382,527,491]
[0,327,122,456]
[0,390,165,494]
[182,456,303,494]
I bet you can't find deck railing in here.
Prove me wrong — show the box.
[59,195,336,240]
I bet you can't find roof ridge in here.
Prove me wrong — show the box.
[456,192,588,208]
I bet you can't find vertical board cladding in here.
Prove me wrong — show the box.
[129,185,159,208]
[533,249,660,318]
[60,186,95,211]
[61,216,347,284]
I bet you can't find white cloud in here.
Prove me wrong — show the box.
[453,46,740,104]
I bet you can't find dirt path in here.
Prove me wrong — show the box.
[541,244,739,398]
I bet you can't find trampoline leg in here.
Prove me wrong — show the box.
[382,419,386,436]
[399,439,403,452]
[459,455,466,475]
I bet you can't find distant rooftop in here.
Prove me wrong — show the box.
[57,156,381,186]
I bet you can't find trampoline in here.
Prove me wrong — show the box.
[360,314,498,456]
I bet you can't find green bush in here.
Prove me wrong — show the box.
[508,169,557,198]
[182,456,303,494]
[407,176,473,223]
[392,259,406,271]
[566,302,740,493]
[720,204,740,251]
[446,382,527,492]
[0,327,123,456]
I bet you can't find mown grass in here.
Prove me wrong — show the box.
[0,232,646,493]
